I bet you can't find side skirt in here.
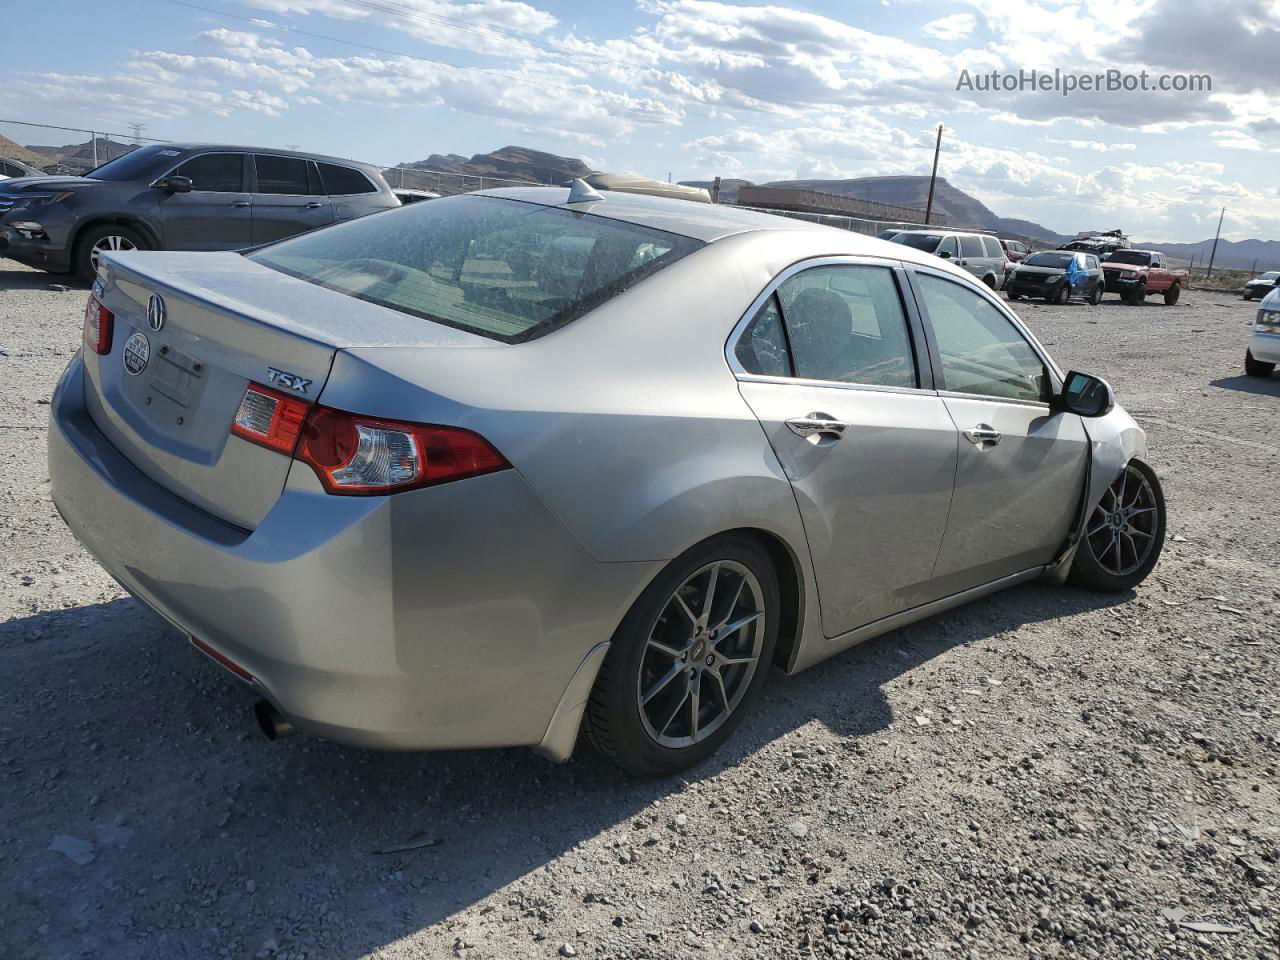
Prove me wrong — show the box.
[799,566,1045,668]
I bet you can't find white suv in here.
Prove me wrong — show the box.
[1247,287,1280,378]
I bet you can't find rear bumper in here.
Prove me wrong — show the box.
[48,353,656,751]
[1250,330,1280,364]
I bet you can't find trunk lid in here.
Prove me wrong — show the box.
[86,251,492,529]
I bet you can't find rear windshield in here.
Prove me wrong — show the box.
[891,233,943,252]
[1106,250,1151,265]
[1023,252,1073,268]
[249,195,702,342]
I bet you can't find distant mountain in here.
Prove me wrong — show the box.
[1133,237,1280,273]
[396,145,594,185]
[757,175,1069,245]
[0,134,48,167]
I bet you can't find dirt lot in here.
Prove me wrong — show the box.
[1,260,1277,960]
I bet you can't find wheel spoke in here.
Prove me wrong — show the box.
[699,563,720,626]
[673,592,698,627]
[642,661,685,705]
[688,679,701,742]
[714,610,763,645]
[706,666,731,713]
[657,676,691,735]
[1086,519,1109,536]
[1128,506,1156,519]
[646,637,684,660]
[1128,527,1154,540]
[717,652,759,668]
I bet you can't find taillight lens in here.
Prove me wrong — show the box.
[83,295,113,355]
[296,407,509,495]
[229,383,510,495]
[230,383,309,454]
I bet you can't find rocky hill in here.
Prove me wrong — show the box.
[395,145,595,185]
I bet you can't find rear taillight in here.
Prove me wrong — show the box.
[83,295,113,355]
[229,382,510,495]
[296,406,510,495]
[230,383,309,454]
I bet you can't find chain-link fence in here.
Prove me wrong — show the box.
[0,119,169,176]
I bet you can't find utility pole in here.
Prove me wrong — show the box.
[1249,257,1258,278]
[924,124,943,226]
[1205,206,1226,281]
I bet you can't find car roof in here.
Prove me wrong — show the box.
[150,143,382,173]
[475,186,852,243]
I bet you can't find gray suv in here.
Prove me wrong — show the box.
[889,230,1008,290]
[0,143,398,280]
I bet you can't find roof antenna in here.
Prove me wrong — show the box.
[565,178,605,204]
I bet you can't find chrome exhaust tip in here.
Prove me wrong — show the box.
[254,699,295,741]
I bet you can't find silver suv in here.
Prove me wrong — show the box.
[889,230,1007,290]
[0,143,398,280]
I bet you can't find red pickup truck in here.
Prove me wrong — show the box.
[1102,249,1188,305]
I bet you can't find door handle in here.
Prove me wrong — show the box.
[963,425,1001,445]
[786,413,847,440]
[303,201,323,209]
[230,200,250,207]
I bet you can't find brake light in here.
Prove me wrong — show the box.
[228,383,510,495]
[295,407,510,495]
[82,295,113,355]
[230,383,308,454]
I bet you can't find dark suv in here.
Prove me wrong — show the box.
[0,143,398,279]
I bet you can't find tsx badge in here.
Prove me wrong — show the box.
[266,367,312,393]
[123,332,150,376]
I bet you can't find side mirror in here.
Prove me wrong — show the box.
[938,250,952,259]
[1054,370,1114,418]
[153,176,192,194]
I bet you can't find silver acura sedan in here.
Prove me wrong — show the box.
[49,183,1166,776]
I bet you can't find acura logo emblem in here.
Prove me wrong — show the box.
[147,293,165,331]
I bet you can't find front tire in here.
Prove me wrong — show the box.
[1246,350,1276,378]
[1069,459,1165,593]
[1053,282,1070,305]
[73,223,148,282]
[1007,290,1022,301]
[1126,283,1147,305]
[584,535,779,777]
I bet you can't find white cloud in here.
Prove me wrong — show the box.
[1044,138,1137,152]
[922,13,976,42]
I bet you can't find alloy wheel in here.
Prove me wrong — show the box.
[636,560,766,749]
[89,234,137,272]
[1085,464,1160,577]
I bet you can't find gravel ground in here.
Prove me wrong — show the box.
[1,260,1277,960]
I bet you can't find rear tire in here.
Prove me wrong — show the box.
[1089,282,1103,305]
[1007,290,1022,301]
[583,535,779,778]
[1163,283,1181,305]
[1246,350,1275,378]
[1069,459,1165,593]
[73,223,148,282]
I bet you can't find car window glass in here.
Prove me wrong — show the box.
[937,236,959,258]
[317,162,377,195]
[306,161,324,197]
[960,235,984,258]
[775,265,916,388]
[175,153,243,192]
[734,295,792,377]
[915,273,1047,402]
[981,236,1002,258]
[254,155,310,195]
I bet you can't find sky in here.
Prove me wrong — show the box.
[1,0,1277,242]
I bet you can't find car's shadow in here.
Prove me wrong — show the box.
[0,265,84,291]
[1210,374,1280,395]
[0,583,1129,958]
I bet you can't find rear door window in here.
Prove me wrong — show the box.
[960,235,984,259]
[254,155,310,195]
[317,162,377,195]
[735,295,792,377]
[981,236,1002,258]
[774,265,917,388]
[175,153,244,192]
[249,195,702,342]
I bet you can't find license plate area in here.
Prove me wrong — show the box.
[147,342,208,411]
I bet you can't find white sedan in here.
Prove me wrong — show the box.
[1247,287,1280,378]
